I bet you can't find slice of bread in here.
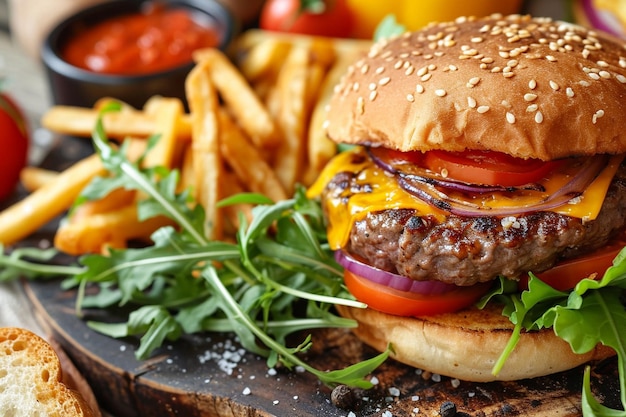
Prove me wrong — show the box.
[0,327,95,417]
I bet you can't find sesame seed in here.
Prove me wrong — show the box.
[417,67,428,77]
[375,66,385,74]
[617,74,626,83]
[546,55,557,62]
[369,91,378,101]
[477,105,490,113]
[407,93,415,102]
[467,96,477,108]
[549,80,560,90]
[435,89,447,97]
[506,112,516,124]
[524,93,538,101]
[592,109,605,124]
[526,104,538,112]
[357,97,364,114]
[620,58,626,68]
[599,70,611,79]
[368,83,377,91]
[566,87,575,97]
[588,72,600,80]
[379,77,391,86]
[503,72,515,78]
[535,111,544,123]
[421,73,432,82]
[361,64,369,74]
[579,80,591,87]
[508,35,521,43]
[597,60,609,67]
[448,64,458,71]
[528,79,537,89]
[416,84,425,93]
[467,77,481,87]
[405,67,415,76]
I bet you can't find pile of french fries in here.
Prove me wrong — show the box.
[0,30,371,255]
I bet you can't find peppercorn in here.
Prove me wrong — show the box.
[440,400,457,417]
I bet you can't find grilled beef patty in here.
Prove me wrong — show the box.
[323,162,626,286]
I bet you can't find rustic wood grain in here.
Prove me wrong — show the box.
[23,278,622,417]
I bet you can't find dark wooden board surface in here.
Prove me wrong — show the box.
[22,277,623,417]
[8,134,623,417]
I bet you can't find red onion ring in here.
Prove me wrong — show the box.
[367,146,609,217]
[334,250,457,295]
[367,147,544,194]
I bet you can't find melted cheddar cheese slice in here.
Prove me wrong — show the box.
[307,147,624,250]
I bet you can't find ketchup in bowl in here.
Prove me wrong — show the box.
[61,3,220,75]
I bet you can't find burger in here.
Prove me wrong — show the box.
[307,14,626,382]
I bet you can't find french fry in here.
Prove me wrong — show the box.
[186,58,223,240]
[54,203,173,255]
[41,106,193,141]
[19,167,59,192]
[142,97,185,169]
[0,153,105,246]
[233,29,372,58]
[303,52,360,185]
[218,108,288,202]
[178,143,196,193]
[272,45,311,193]
[193,48,280,149]
[219,171,253,236]
[237,38,292,82]
[70,188,137,223]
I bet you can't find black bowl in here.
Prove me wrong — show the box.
[41,0,237,109]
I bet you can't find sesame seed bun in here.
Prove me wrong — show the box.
[336,303,615,382]
[325,14,626,160]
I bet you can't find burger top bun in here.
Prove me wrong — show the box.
[325,14,626,161]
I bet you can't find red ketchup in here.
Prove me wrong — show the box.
[62,3,220,75]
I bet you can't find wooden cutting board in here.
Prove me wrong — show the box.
[22,278,622,417]
[13,136,623,417]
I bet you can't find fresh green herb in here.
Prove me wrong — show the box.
[0,109,390,388]
[481,249,626,416]
[373,14,406,41]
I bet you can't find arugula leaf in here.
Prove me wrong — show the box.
[373,14,406,41]
[0,109,387,389]
[486,248,626,416]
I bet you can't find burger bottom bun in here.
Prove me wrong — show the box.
[336,303,615,382]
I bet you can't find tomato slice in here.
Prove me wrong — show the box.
[343,270,491,317]
[423,150,564,187]
[519,243,626,292]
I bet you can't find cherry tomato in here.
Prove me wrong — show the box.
[519,240,626,292]
[344,270,492,317]
[423,150,565,187]
[259,0,353,38]
[0,93,29,201]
